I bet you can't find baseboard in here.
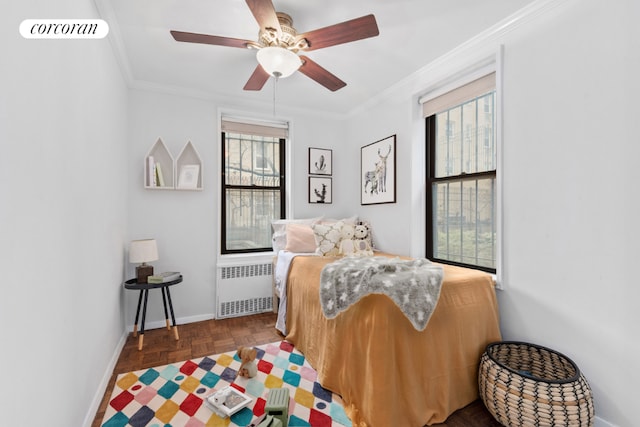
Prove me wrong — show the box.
[82,329,128,427]
[125,312,215,332]
[84,313,216,426]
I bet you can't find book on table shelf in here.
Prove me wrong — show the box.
[147,271,181,283]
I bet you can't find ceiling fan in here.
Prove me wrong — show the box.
[170,0,379,92]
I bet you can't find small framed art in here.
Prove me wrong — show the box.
[361,135,396,205]
[309,176,332,204]
[308,147,332,175]
[178,164,200,189]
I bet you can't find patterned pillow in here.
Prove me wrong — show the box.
[312,220,346,256]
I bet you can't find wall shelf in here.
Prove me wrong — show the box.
[144,139,202,190]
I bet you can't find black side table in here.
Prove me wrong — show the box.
[124,276,182,350]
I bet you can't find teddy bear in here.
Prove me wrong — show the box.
[353,224,373,256]
[338,223,357,256]
[236,346,257,378]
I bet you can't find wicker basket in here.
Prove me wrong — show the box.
[479,341,594,427]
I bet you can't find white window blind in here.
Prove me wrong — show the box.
[221,117,288,138]
[421,72,496,118]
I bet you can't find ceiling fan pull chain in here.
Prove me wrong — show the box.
[273,73,280,116]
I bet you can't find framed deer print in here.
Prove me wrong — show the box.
[361,135,396,205]
[308,147,332,175]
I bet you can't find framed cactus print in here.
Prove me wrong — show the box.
[309,147,332,176]
[309,176,332,204]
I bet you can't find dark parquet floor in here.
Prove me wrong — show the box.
[92,312,501,427]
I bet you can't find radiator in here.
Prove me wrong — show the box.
[216,261,273,318]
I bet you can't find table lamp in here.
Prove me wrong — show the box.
[129,239,158,283]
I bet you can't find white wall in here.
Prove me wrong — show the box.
[497,1,639,426]
[1,2,129,427]
[345,0,638,425]
[125,90,349,327]
[126,90,219,326]
[345,89,420,254]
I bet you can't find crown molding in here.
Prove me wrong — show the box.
[347,0,572,118]
[93,0,134,85]
[128,77,346,122]
[94,0,346,121]
[95,0,571,119]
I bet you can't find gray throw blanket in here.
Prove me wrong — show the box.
[320,256,444,331]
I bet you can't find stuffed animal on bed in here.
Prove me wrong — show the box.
[338,224,357,256]
[353,224,374,256]
[237,346,257,378]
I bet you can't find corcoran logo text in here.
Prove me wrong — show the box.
[20,19,109,39]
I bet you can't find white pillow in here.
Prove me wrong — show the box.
[312,220,347,256]
[272,217,322,252]
[320,215,358,226]
[284,223,317,253]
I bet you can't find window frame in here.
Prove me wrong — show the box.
[220,130,286,255]
[425,93,497,274]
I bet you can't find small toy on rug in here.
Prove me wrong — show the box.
[257,414,283,427]
[237,346,258,378]
[353,224,373,256]
[264,388,290,427]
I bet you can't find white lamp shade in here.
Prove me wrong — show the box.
[256,46,302,78]
[129,239,158,263]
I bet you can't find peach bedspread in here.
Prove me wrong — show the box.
[284,254,501,427]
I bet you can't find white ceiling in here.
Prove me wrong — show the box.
[97,0,536,115]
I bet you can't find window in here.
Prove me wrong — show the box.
[424,73,497,272]
[221,118,286,254]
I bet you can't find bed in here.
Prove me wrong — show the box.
[279,252,501,427]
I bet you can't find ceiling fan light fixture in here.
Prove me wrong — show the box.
[256,46,302,78]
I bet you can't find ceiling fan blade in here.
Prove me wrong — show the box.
[245,0,281,34]
[298,56,346,92]
[170,30,251,49]
[297,14,379,51]
[243,64,271,91]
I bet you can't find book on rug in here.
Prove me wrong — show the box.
[147,271,181,283]
[205,385,253,418]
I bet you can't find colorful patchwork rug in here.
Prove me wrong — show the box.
[101,341,352,427]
